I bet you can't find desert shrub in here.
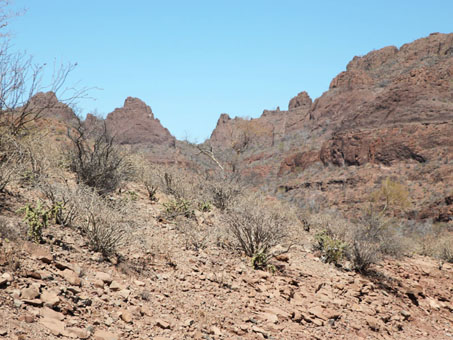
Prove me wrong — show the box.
[163,198,194,219]
[76,187,128,257]
[223,194,291,269]
[347,210,404,272]
[0,130,27,192]
[66,119,133,195]
[179,220,210,251]
[130,154,161,202]
[38,179,81,227]
[437,236,453,263]
[18,200,58,243]
[0,216,22,242]
[159,166,202,200]
[370,177,411,215]
[209,181,241,211]
[314,230,347,265]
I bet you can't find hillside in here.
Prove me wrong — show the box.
[0,33,452,340]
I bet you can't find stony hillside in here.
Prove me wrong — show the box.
[1,32,453,340]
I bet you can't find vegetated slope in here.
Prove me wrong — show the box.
[1,167,453,340]
[206,32,453,222]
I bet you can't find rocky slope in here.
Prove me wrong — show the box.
[1,182,453,340]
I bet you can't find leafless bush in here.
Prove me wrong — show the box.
[209,181,241,211]
[223,194,291,267]
[347,210,405,272]
[38,179,80,227]
[66,118,133,195]
[0,129,26,191]
[179,220,210,251]
[76,186,128,257]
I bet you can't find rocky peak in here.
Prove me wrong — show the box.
[105,97,175,146]
[288,91,312,110]
[29,91,77,122]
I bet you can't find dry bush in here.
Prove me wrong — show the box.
[223,193,293,268]
[208,180,241,211]
[128,153,162,202]
[0,216,23,242]
[308,209,406,272]
[409,221,453,262]
[0,129,27,191]
[159,165,203,201]
[38,179,81,227]
[75,186,129,257]
[370,177,411,215]
[178,220,210,251]
[163,198,194,220]
[66,118,133,195]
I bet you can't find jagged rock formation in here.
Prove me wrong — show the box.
[310,33,453,131]
[105,97,175,147]
[29,92,77,122]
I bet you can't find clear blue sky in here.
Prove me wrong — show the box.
[8,0,453,142]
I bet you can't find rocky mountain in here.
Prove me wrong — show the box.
[205,33,453,221]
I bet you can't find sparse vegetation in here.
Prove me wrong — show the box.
[66,118,133,195]
[223,194,292,269]
[163,198,194,219]
[18,200,57,243]
[314,229,347,265]
[77,186,128,257]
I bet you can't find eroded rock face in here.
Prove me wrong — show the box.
[320,123,452,167]
[105,97,175,147]
[29,92,77,122]
[288,91,312,110]
[309,33,453,130]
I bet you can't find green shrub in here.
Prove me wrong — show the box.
[314,230,347,265]
[198,200,212,212]
[18,201,57,243]
[163,198,194,219]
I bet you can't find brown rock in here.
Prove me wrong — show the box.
[120,310,133,323]
[28,243,53,263]
[104,97,176,146]
[288,91,312,110]
[40,317,68,336]
[365,316,380,332]
[61,269,81,286]
[21,286,40,300]
[66,327,90,339]
[96,272,113,284]
[156,319,171,329]
[41,290,60,307]
[22,299,43,307]
[93,330,118,340]
[40,307,65,321]
[19,313,35,323]
[109,280,122,291]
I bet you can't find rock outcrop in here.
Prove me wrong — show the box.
[309,33,453,131]
[29,92,77,122]
[105,97,175,147]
